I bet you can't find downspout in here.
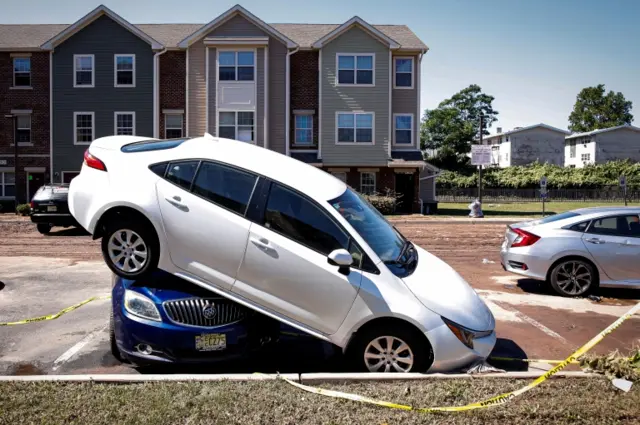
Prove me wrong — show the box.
[285,47,299,156]
[153,49,168,139]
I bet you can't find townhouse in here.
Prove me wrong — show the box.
[564,124,640,168]
[0,4,432,212]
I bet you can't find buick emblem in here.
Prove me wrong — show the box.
[202,303,217,320]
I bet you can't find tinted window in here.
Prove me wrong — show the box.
[588,215,640,237]
[166,161,199,190]
[192,162,257,215]
[569,221,589,232]
[149,163,167,177]
[121,138,189,152]
[265,183,349,255]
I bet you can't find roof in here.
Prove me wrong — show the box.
[312,16,400,49]
[484,123,570,140]
[565,124,640,140]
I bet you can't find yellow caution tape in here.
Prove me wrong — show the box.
[0,295,111,326]
[278,300,640,413]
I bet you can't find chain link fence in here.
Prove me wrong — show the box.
[437,186,639,203]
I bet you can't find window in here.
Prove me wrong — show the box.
[394,114,413,145]
[165,114,183,139]
[74,55,94,87]
[569,140,576,158]
[0,172,15,198]
[74,112,94,145]
[569,221,590,232]
[114,54,135,87]
[337,112,373,143]
[587,215,640,237]
[394,57,413,88]
[264,183,349,256]
[218,51,254,81]
[337,54,374,85]
[192,162,257,215]
[114,112,135,135]
[569,164,576,168]
[331,172,347,183]
[166,161,199,190]
[294,115,313,145]
[360,172,376,194]
[13,57,31,87]
[15,115,31,143]
[219,111,254,142]
[581,153,591,162]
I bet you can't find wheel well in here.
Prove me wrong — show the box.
[346,316,433,355]
[545,255,600,285]
[92,206,156,241]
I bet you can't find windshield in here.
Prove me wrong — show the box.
[328,188,405,262]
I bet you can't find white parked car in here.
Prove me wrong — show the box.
[69,134,496,373]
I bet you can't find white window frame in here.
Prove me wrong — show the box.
[294,114,314,146]
[73,54,95,88]
[13,113,32,145]
[164,113,184,139]
[336,53,375,87]
[114,111,136,136]
[335,111,375,145]
[581,153,591,162]
[217,49,256,83]
[114,54,136,88]
[393,113,414,146]
[13,57,31,88]
[393,56,414,89]
[73,112,95,145]
[360,172,376,194]
[217,110,256,143]
[0,171,16,199]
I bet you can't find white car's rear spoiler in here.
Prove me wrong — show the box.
[89,135,155,151]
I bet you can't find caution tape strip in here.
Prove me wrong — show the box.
[277,301,640,413]
[0,295,111,326]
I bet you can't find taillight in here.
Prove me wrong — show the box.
[30,201,35,209]
[84,149,107,171]
[510,227,540,248]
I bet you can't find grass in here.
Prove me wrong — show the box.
[1,378,639,424]
[435,201,638,217]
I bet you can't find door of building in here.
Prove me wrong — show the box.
[27,172,45,201]
[394,173,415,214]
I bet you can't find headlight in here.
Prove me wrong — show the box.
[442,318,492,349]
[124,290,161,321]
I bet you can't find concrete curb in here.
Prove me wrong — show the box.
[0,373,300,383]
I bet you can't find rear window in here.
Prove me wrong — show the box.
[121,138,190,153]
[535,211,580,224]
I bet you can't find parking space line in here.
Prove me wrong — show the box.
[509,309,570,344]
[51,323,108,371]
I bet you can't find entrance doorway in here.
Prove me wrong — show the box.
[27,172,45,201]
[394,173,415,214]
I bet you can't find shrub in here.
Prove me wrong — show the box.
[16,204,31,216]
[363,194,396,215]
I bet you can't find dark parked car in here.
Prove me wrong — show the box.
[30,184,78,234]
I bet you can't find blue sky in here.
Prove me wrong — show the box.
[3,0,639,134]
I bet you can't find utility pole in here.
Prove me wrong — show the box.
[478,114,484,202]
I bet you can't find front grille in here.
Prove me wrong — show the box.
[163,298,248,328]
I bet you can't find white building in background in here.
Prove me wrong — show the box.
[564,125,640,168]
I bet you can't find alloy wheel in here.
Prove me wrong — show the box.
[556,261,592,295]
[107,229,148,273]
[363,335,414,372]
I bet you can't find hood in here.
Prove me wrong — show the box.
[401,245,495,331]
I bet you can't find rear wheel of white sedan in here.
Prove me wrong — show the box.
[101,219,159,280]
[549,259,596,297]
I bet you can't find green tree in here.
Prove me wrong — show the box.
[421,84,498,170]
[568,84,633,133]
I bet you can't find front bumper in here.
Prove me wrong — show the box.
[426,324,497,373]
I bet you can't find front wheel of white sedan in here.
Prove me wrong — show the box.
[101,219,159,280]
[549,259,596,297]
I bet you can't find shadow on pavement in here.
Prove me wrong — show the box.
[487,338,529,372]
[516,278,640,301]
[47,227,90,237]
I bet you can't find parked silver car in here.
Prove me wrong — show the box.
[501,207,640,297]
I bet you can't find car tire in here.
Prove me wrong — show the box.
[101,218,159,280]
[549,259,596,297]
[348,323,433,373]
[109,309,125,363]
[36,223,52,234]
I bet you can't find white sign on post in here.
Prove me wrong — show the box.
[540,176,547,188]
[471,145,492,166]
[620,175,626,188]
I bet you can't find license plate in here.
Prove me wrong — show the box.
[195,333,226,351]
[47,206,57,212]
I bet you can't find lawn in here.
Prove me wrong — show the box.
[435,201,638,217]
[1,378,638,424]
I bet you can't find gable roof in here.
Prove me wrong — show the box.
[40,4,163,50]
[0,24,67,51]
[177,4,297,48]
[312,16,401,49]
[565,124,640,139]
[484,123,570,139]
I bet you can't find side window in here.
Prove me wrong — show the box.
[166,161,199,190]
[149,163,167,177]
[568,221,590,232]
[265,183,349,255]
[587,215,640,237]
[191,162,257,215]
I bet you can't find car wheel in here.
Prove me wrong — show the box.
[109,309,125,363]
[348,324,432,373]
[550,259,596,297]
[36,223,52,234]
[101,218,159,279]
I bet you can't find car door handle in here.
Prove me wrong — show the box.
[165,196,188,211]
[585,238,605,244]
[250,237,272,250]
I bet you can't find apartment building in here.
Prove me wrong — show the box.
[564,125,640,168]
[0,4,431,212]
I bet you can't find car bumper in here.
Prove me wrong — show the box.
[500,248,548,281]
[30,213,77,226]
[426,324,497,373]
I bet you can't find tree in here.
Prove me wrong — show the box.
[420,84,498,170]
[568,84,633,133]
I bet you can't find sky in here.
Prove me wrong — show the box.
[3,0,640,135]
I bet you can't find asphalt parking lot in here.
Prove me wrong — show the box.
[1,216,639,376]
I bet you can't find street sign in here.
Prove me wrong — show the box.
[619,175,626,188]
[540,176,547,188]
[471,145,492,166]
[540,192,548,199]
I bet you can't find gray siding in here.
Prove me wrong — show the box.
[509,128,566,166]
[595,128,640,163]
[206,47,216,136]
[52,15,154,176]
[391,54,419,150]
[187,39,206,137]
[256,47,264,148]
[207,14,267,37]
[320,26,391,166]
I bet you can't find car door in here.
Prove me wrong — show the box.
[582,214,640,282]
[156,160,258,290]
[234,181,364,335]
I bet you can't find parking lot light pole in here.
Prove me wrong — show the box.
[4,114,18,213]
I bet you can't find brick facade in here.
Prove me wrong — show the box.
[159,51,186,139]
[0,52,50,205]
[290,51,318,149]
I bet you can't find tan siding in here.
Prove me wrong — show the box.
[269,39,287,154]
[391,55,419,150]
[256,47,264,147]
[188,39,206,137]
[321,26,390,166]
[595,128,640,163]
[206,47,216,135]
[509,127,566,166]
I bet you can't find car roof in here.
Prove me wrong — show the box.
[163,136,348,201]
[573,206,640,216]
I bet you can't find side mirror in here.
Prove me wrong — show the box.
[327,249,353,275]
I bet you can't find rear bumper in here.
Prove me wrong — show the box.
[500,249,548,281]
[30,213,77,226]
